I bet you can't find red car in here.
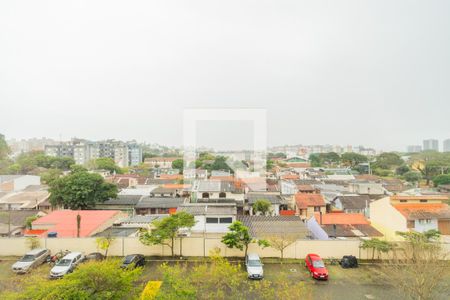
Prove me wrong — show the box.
[305,253,328,280]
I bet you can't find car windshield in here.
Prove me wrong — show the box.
[56,259,72,267]
[20,255,35,262]
[313,260,325,268]
[248,259,262,267]
[124,256,135,264]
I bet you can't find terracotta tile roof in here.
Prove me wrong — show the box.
[391,195,448,201]
[32,210,121,238]
[281,174,300,180]
[295,193,325,209]
[210,176,234,182]
[314,212,369,225]
[297,185,315,192]
[393,203,450,220]
[159,174,182,180]
[285,162,311,168]
[162,184,191,189]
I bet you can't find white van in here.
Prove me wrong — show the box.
[50,252,84,279]
[12,248,50,274]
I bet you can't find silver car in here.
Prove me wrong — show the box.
[50,252,85,279]
[12,248,50,274]
[245,253,264,279]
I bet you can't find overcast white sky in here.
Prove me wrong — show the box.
[1,1,449,151]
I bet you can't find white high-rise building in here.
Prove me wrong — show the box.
[423,139,439,151]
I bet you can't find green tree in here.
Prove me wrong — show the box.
[24,215,39,229]
[139,212,196,257]
[360,238,394,260]
[410,151,450,185]
[49,168,118,209]
[252,199,272,216]
[432,174,450,187]
[40,168,62,185]
[96,235,116,257]
[89,157,123,174]
[380,230,449,300]
[403,171,422,183]
[0,133,10,159]
[221,221,268,257]
[2,260,142,300]
[341,152,368,168]
[171,159,184,171]
[373,152,403,170]
[266,234,296,262]
[395,164,410,176]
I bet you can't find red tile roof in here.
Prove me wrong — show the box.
[393,203,450,220]
[162,184,191,189]
[281,174,300,180]
[159,174,182,180]
[314,212,369,225]
[295,193,325,209]
[32,210,120,238]
[280,210,296,216]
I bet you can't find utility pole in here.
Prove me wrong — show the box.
[8,204,12,238]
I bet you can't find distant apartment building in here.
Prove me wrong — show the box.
[423,139,439,151]
[444,139,450,152]
[407,145,422,153]
[45,139,142,167]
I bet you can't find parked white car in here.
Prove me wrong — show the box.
[50,252,85,279]
[12,248,50,274]
[245,253,264,279]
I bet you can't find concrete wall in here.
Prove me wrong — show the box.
[4,237,449,260]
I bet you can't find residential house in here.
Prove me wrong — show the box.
[95,195,143,211]
[331,195,371,216]
[370,195,450,240]
[0,210,44,237]
[0,185,50,210]
[144,157,180,169]
[309,212,383,239]
[176,203,237,235]
[94,215,168,237]
[0,175,41,192]
[135,196,184,215]
[246,192,285,216]
[295,193,326,220]
[348,181,386,195]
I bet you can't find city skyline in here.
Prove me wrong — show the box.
[1,1,450,151]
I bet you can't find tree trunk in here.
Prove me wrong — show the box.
[244,244,248,258]
[171,237,174,257]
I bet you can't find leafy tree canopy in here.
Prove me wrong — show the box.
[2,260,142,300]
[341,152,368,168]
[373,152,404,169]
[49,168,118,209]
[88,157,123,174]
[432,174,450,187]
[252,199,272,216]
[140,212,196,257]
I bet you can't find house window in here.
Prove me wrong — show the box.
[418,219,432,224]
[202,192,210,199]
[220,217,233,224]
[314,206,321,212]
[400,200,407,203]
[420,200,428,203]
[219,192,226,198]
[206,217,219,224]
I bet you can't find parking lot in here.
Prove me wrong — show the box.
[1,256,448,300]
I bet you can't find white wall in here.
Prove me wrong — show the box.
[414,219,438,233]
